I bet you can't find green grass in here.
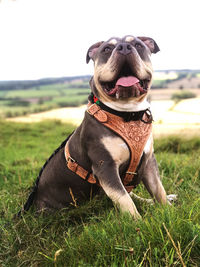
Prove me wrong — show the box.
[5,86,90,99]
[0,121,200,266]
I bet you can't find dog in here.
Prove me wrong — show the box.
[20,35,176,219]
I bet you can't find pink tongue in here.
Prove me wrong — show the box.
[116,76,139,87]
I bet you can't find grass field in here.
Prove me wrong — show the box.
[0,120,200,266]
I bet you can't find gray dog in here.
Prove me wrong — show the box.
[20,35,176,219]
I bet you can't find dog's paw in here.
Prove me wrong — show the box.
[167,194,177,204]
[129,192,154,205]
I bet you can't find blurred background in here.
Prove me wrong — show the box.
[0,0,200,136]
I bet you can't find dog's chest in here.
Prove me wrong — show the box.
[101,136,130,166]
[101,135,152,167]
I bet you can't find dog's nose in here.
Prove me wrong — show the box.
[116,43,132,55]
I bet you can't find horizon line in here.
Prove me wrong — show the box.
[0,68,200,83]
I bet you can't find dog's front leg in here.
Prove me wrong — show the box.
[92,162,141,220]
[142,153,167,204]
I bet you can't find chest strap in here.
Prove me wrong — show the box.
[65,103,152,193]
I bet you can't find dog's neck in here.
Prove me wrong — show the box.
[102,99,150,112]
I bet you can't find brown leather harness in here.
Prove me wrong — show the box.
[65,102,152,193]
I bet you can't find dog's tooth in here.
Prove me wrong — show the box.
[123,89,129,98]
[132,87,136,97]
[116,91,120,99]
[136,88,140,97]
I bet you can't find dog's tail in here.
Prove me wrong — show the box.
[17,132,74,217]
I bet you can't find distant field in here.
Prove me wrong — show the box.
[150,88,200,100]
[7,98,200,138]
[167,76,200,89]
[0,82,90,118]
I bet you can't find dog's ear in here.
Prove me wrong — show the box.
[86,41,104,63]
[137,37,160,54]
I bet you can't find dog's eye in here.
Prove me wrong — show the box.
[103,47,112,53]
[135,43,143,49]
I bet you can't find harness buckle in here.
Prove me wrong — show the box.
[126,171,137,175]
[67,156,76,163]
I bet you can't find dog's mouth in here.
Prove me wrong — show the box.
[100,65,150,99]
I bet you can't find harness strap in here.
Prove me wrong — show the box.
[65,144,96,184]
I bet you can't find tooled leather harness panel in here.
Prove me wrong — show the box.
[65,102,152,193]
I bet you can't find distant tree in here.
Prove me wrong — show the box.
[171,90,196,102]
[38,99,44,105]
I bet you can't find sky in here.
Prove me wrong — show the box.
[0,0,199,81]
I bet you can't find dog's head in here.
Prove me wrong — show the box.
[86,35,159,108]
